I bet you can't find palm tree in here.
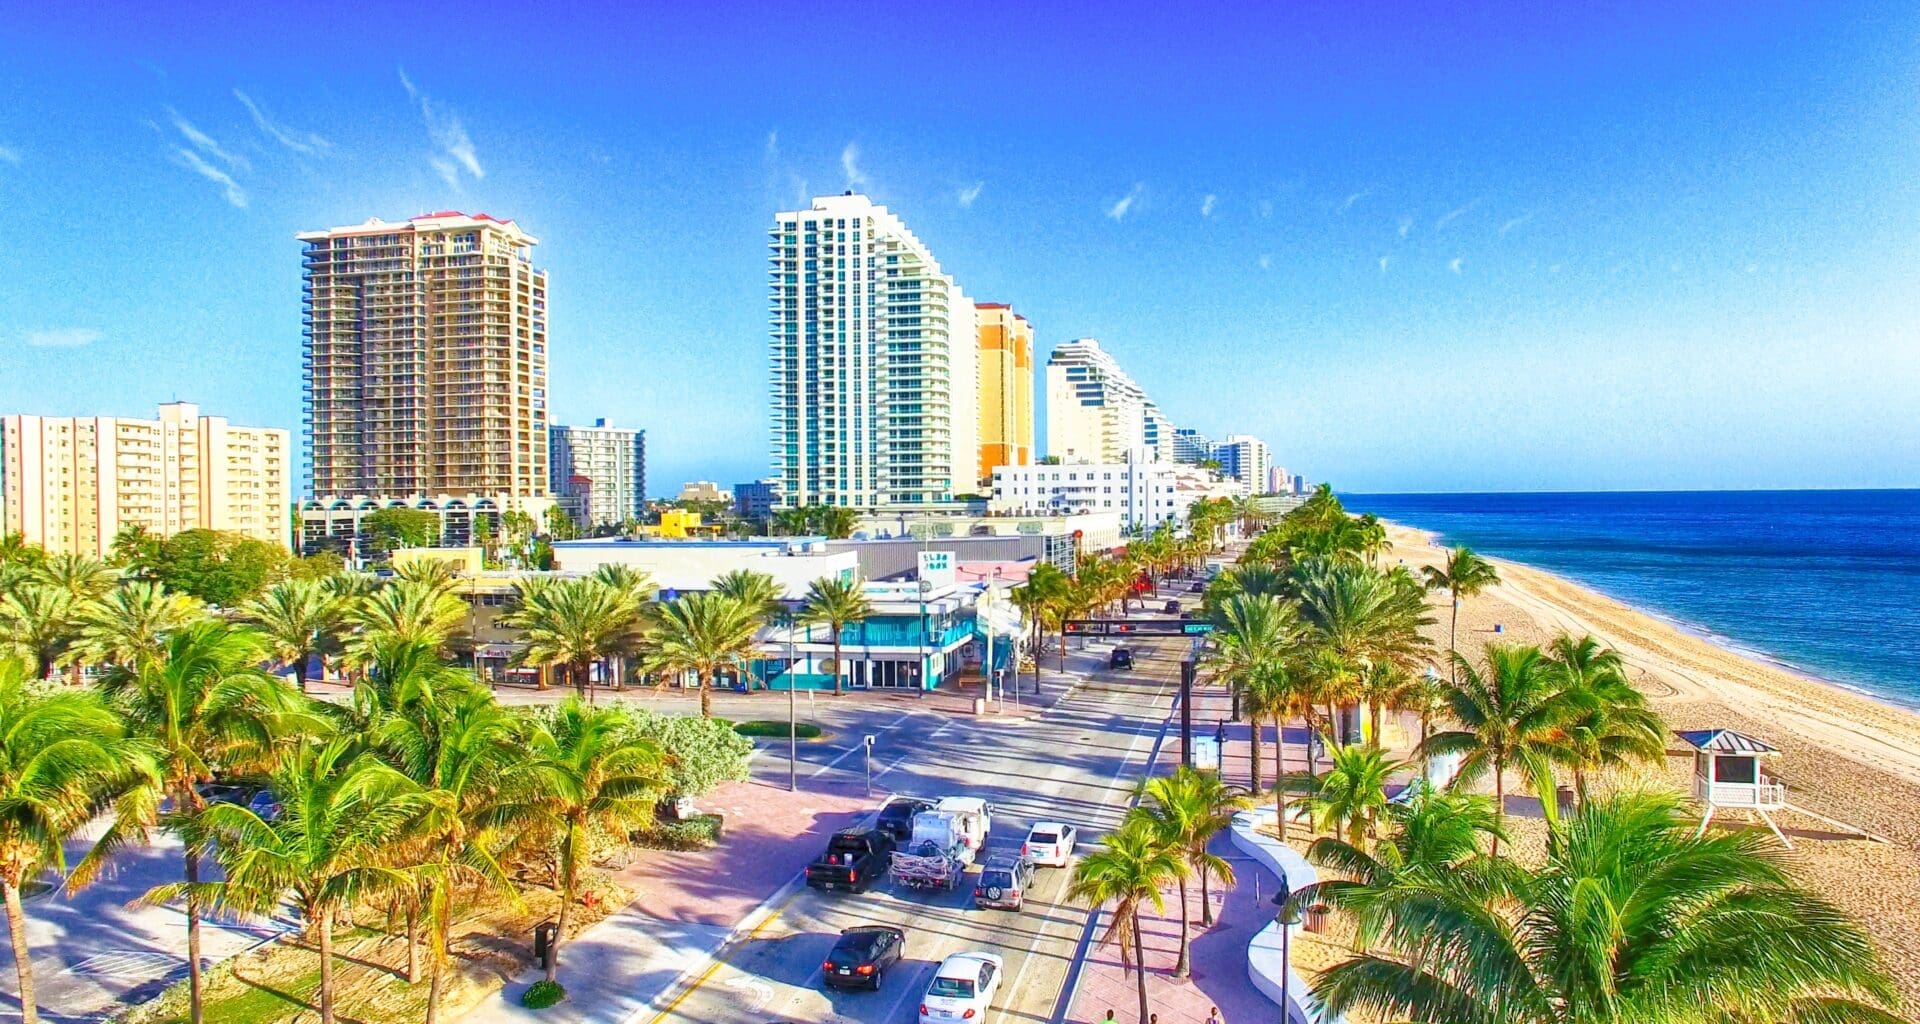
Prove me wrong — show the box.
[1292,559,1434,744]
[72,581,205,674]
[711,569,784,627]
[589,563,657,601]
[643,592,763,717]
[243,579,343,693]
[1067,817,1188,1024]
[0,584,82,679]
[1136,766,1250,949]
[1544,634,1666,806]
[0,658,158,1024]
[512,699,666,983]
[160,738,426,1024]
[32,552,117,599]
[1421,547,1500,683]
[376,670,520,1024]
[1206,593,1297,789]
[392,556,460,593]
[1011,563,1067,692]
[1248,658,1317,837]
[817,505,858,540]
[1419,643,1574,852]
[1289,742,1406,848]
[1312,790,1901,1024]
[1355,660,1411,748]
[100,621,305,1024]
[798,576,870,696]
[1297,786,1504,951]
[504,577,648,700]
[343,580,469,668]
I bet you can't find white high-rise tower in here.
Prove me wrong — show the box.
[769,194,977,509]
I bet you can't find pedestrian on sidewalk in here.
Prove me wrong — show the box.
[1207,1007,1222,1024]
[1102,1011,1116,1024]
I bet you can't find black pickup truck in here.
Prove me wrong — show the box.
[805,828,895,892]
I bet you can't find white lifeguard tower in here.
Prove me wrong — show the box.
[1676,729,1790,847]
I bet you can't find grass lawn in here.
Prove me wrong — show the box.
[732,719,823,739]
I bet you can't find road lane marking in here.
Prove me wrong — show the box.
[809,711,922,779]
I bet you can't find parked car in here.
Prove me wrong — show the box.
[1108,647,1134,670]
[806,828,895,892]
[1163,599,1182,614]
[246,788,283,821]
[822,925,905,990]
[1022,822,1078,867]
[876,797,936,842]
[972,855,1037,911]
[197,782,248,806]
[920,952,1004,1023]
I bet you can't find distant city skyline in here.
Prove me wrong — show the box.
[2,4,1917,492]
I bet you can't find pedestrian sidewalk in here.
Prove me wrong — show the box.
[459,778,875,1023]
[1066,673,1287,1024]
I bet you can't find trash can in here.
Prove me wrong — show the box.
[533,920,558,969]
[972,697,987,715]
[1304,904,1332,934]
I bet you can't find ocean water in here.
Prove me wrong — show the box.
[1342,490,1920,710]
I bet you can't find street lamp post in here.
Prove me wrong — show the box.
[1271,886,1302,1024]
[785,611,799,793]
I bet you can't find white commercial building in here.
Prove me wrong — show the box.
[990,462,1189,534]
[549,419,645,528]
[1044,338,1160,464]
[550,537,858,599]
[769,193,978,510]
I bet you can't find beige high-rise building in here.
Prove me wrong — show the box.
[299,211,550,499]
[974,303,1034,486]
[1,403,291,558]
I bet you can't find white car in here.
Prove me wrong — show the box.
[1023,822,1078,867]
[920,952,1003,1023]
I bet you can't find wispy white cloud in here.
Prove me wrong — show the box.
[840,143,867,187]
[1498,211,1535,237]
[0,145,19,165]
[764,129,779,162]
[1106,182,1145,221]
[1200,194,1216,217]
[1338,188,1371,214]
[1397,215,1413,239]
[173,147,247,207]
[165,107,248,172]
[1258,254,1273,270]
[399,68,482,184]
[1436,200,1478,231]
[1378,256,1390,274]
[1550,263,1564,275]
[790,173,811,206]
[23,328,103,348]
[233,89,330,155]
[1448,256,1464,274]
[957,181,984,208]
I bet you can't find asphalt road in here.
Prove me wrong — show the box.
[646,627,1190,1024]
[0,830,295,1024]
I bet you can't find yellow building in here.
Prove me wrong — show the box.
[1,402,291,558]
[975,303,1034,487]
[299,211,550,500]
[649,509,722,539]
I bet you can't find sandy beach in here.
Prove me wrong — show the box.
[1382,522,1920,1004]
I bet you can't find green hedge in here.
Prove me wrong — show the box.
[633,813,725,850]
[521,980,566,1009]
[733,719,822,739]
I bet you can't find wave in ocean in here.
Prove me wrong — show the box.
[1343,490,1920,710]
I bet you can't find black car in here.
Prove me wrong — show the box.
[822,925,905,990]
[1163,599,1181,614]
[806,828,895,892]
[875,797,936,842]
[1108,647,1134,670]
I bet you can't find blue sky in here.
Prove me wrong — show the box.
[2,2,1917,494]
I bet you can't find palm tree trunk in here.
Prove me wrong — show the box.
[1198,859,1214,928]
[574,657,591,702]
[1418,712,1432,781]
[185,849,205,1024]
[1172,876,1191,977]
[317,905,336,1024]
[424,884,449,1024]
[1273,711,1288,841]
[547,839,576,984]
[1370,702,1383,748]
[1448,596,1459,684]
[1249,713,1263,791]
[294,648,310,694]
[699,670,714,718]
[1491,755,1505,858]
[5,879,39,1024]
[1131,909,1150,1024]
[405,900,421,984]
[831,637,844,696]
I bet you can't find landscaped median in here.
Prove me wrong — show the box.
[1229,807,1342,1024]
